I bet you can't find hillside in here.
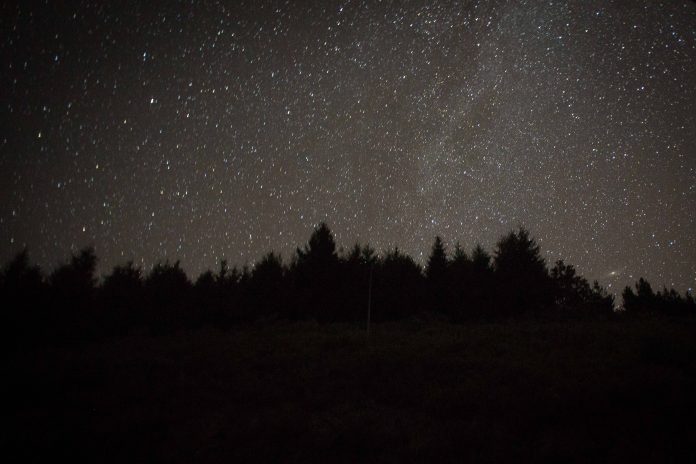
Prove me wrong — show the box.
[8,318,696,462]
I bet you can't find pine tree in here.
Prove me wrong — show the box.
[471,244,492,274]
[425,236,449,315]
[296,222,338,268]
[292,223,340,321]
[426,236,447,282]
[493,228,551,315]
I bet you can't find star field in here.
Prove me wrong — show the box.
[1,0,695,293]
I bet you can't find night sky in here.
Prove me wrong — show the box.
[2,1,695,294]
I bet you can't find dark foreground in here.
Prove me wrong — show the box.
[8,318,696,462]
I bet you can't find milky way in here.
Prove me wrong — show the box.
[2,0,695,293]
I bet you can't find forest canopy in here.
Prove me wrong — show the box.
[2,224,694,342]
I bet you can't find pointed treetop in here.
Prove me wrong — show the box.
[471,244,491,272]
[451,242,470,264]
[297,222,338,265]
[426,236,448,280]
[493,227,546,275]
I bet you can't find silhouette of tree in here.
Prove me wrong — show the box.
[343,243,377,270]
[656,286,682,315]
[337,243,377,322]
[1,249,44,303]
[426,236,447,281]
[4,220,692,335]
[636,278,655,301]
[194,269,218,326]
[466,244,494,319]
[101,261,143,334]
[296,222,338,268]
[374,248,424,321]
[345,243,362,264]
[550,260,614,316]
[685,292,696,314]
[360,244,378,266]
[1,249,43,291]
[227,264,252,323]
[1,249,46,343]
[146,260,190,293]
[494,229,545,275]
[196,270,215,287]
[623,277,695,316]
[623,277,656,314]
[50,247,98,302]
[208,259,242,326]
[291,223,341,321]
[622,286,636,312]
[48,247,99,337]
[254,252,284,284]
[445,242,473,321]
[588,280,615,315]
[450,243,470,268]
[144,260,191,332]
[425,236,449,315]
[249,252,285,319]
[551,260,589,307]
[471,244,492,274]
[493,228,552,316]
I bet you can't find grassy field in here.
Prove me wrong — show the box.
[8,318,696,462]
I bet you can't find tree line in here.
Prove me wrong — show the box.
[2,223,694,342]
